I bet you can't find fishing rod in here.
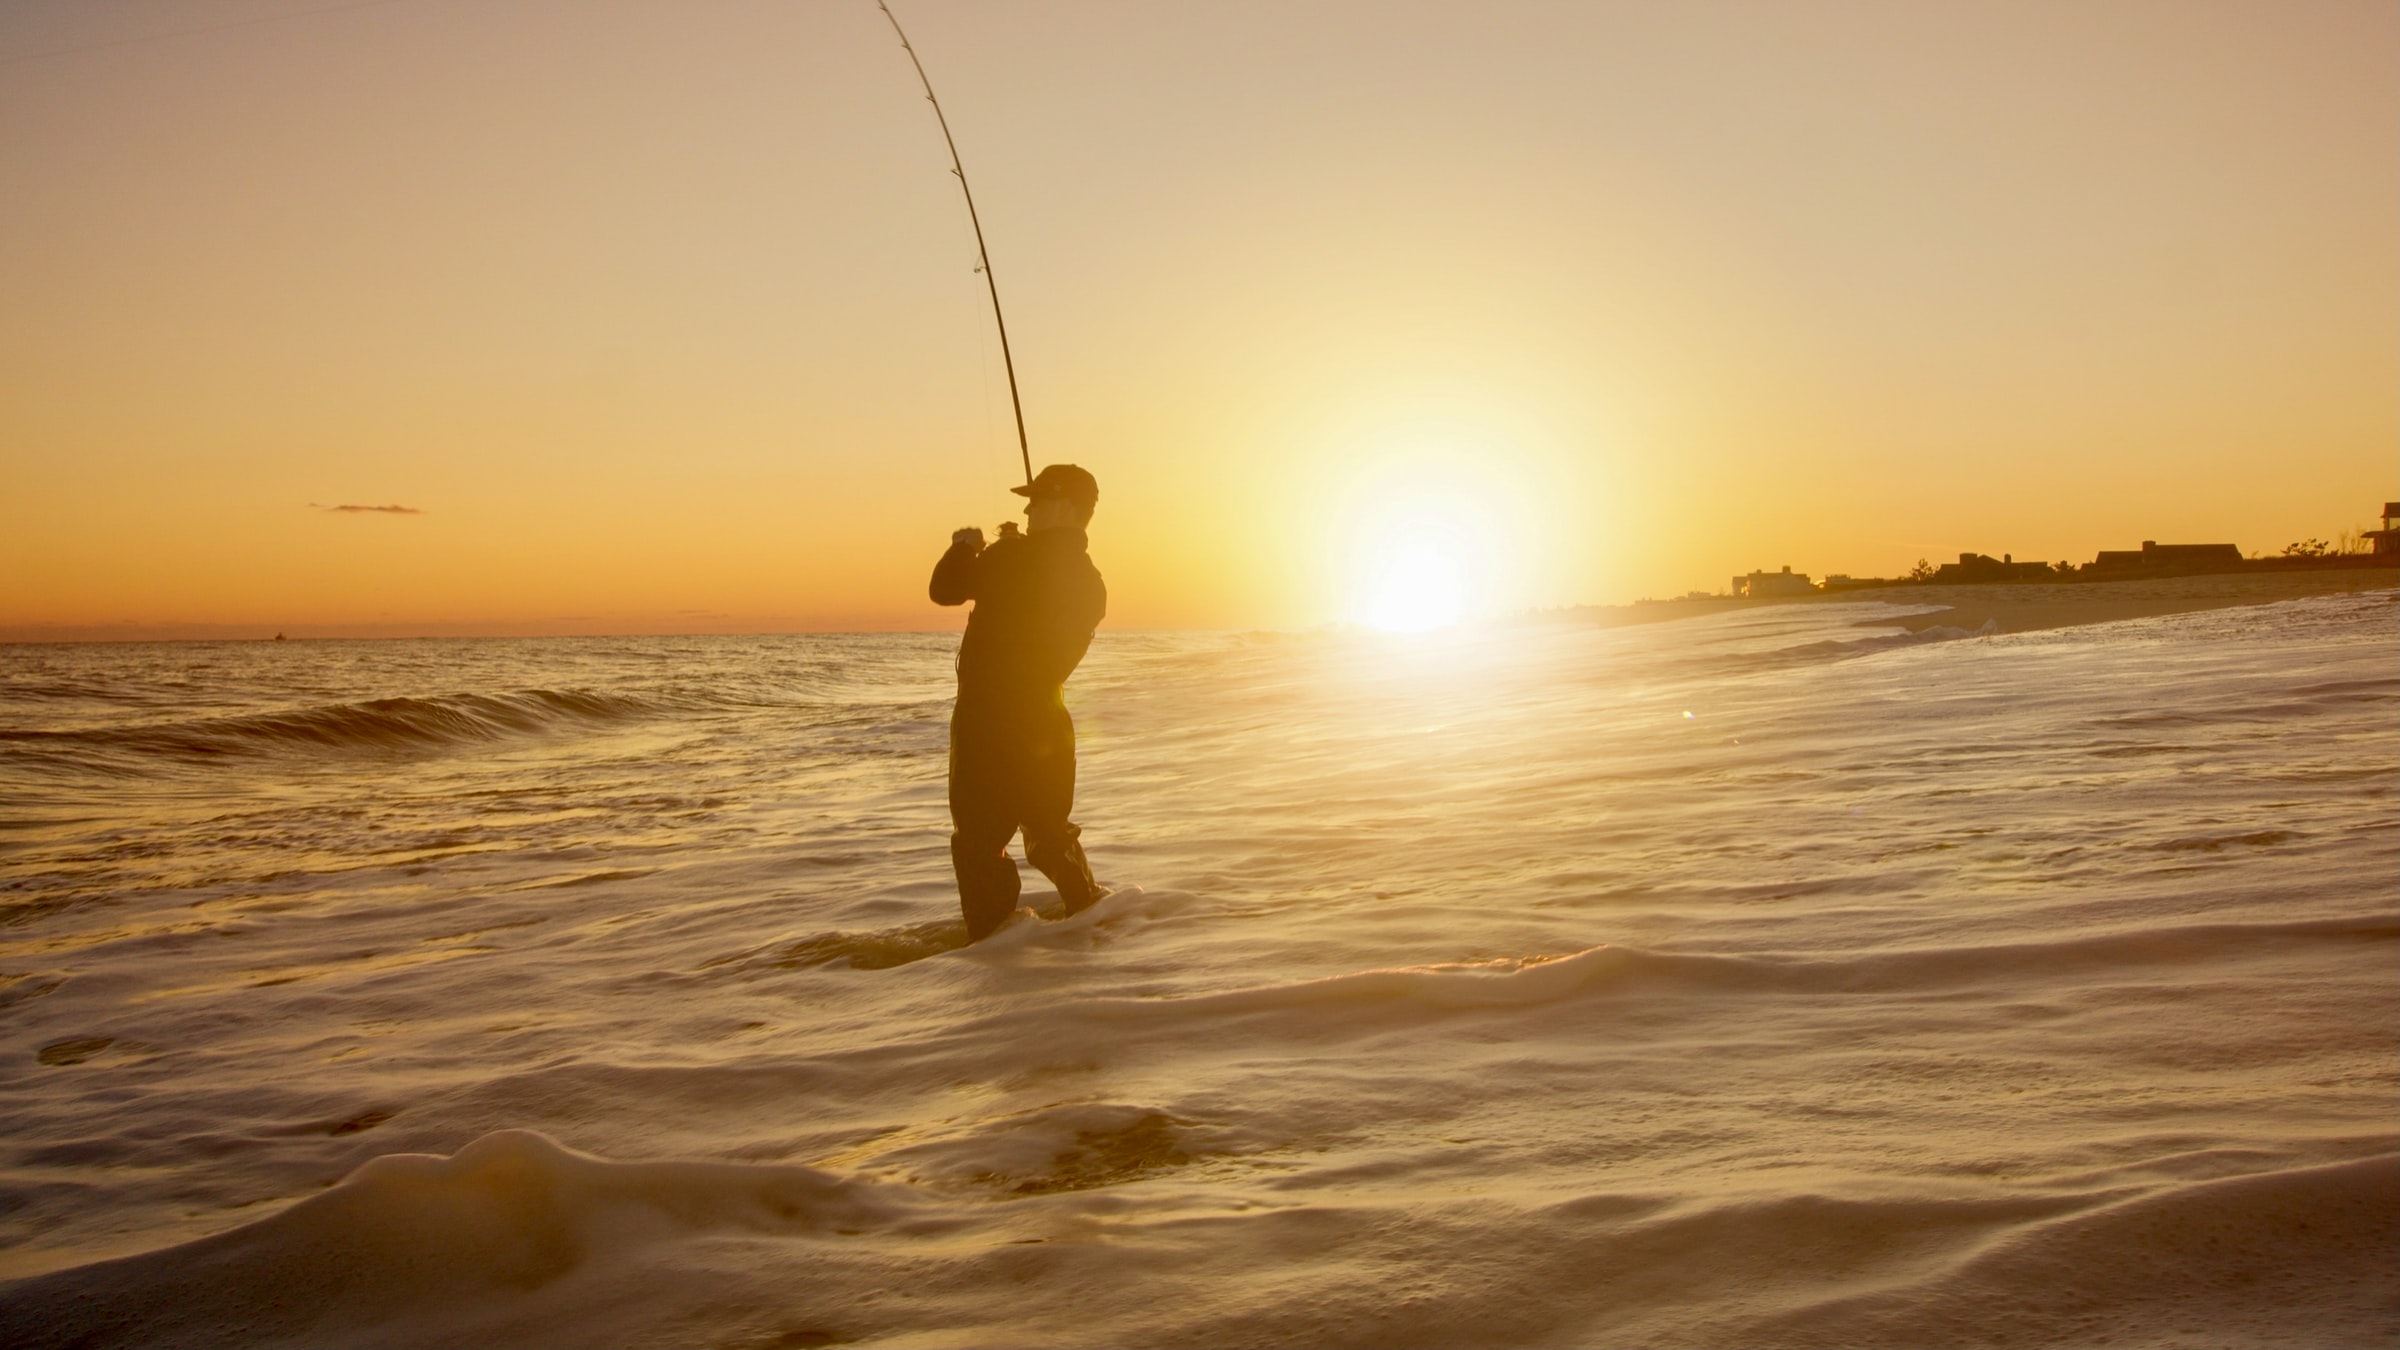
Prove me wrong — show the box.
[873,0,1034,489]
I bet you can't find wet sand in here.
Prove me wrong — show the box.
[1568,566,2398,636]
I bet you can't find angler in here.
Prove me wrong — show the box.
[930,465,1107,938]
[874,5,1107,936]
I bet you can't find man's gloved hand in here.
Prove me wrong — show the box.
[952,526,986,552]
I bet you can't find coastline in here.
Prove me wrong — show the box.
[1558,566,2399,637]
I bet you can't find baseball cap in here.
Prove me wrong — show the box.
[1011,463,1099,506]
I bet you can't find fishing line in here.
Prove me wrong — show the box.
[872,0,1034,489]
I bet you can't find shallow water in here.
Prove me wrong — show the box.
[2,595,2394,1348]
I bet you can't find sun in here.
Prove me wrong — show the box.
[1359,537,1469,632]
[1316,426,1551,633]
[1341,489,1507,633]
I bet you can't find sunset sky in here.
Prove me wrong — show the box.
[3,0,2393,638]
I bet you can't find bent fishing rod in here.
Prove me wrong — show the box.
[873,0,1034,489]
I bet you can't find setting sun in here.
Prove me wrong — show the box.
[1359,536,1468,632]
[1341,485,1511,632]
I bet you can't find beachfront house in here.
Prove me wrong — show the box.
[1933,553,2056,583]
[2085,540,2244,573]
[1731,566,1815,598]
[2368,502,2399,557]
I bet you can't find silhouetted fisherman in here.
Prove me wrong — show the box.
[930,464,1107,940]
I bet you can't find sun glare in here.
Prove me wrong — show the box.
[1360,538,1468,632]
[1341,488,1509,633]
[1316,423,1555,634]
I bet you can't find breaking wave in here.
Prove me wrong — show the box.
[0,688,663,764]
[1718,618,2002,673]
[0,1130,917,1350]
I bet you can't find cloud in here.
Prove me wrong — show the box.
[309,502,424,515]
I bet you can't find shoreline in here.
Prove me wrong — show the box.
[1556,566,2398,637]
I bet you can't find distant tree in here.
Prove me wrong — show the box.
[2282,538,2333,558]
[1907,558,1936,581]
[2335,525,2366,554]
[2052,559,2078,576]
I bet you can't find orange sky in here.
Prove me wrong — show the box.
[2,0,2393,639]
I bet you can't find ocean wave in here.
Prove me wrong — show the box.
[13,1129,2379,1350]
[1056,914,2398,1024]
[0,688,662,763]
[0,678,155,703]
[0,1130,919,1350]
[1747,1152,2400,1347]
[1716,619,2002,673]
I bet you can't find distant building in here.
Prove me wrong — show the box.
[1933,552,2056,584]
[2368,502,2400,557]
[1731,566,1813,598]
[2086,540,2244,572]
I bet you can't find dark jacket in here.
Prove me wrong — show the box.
[930,527,1107,719]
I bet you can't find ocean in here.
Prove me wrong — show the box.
[2,593,2394,1348]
